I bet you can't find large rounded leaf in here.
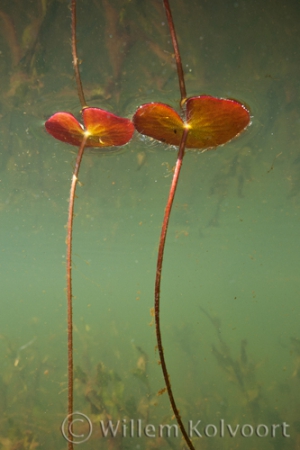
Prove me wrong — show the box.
[133,97,250,149]
[185,96,250,148]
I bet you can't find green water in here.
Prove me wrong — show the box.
[0,0,300,449]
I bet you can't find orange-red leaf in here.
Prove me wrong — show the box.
[83,108,134,147]
[185,96,250,148]
[45,108,134,148]
[45,112,84,146]
[133,103,183,146]
[133,97,250,149]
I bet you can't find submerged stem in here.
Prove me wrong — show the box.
[66,135,88,450]
[163,0,187,106]
[155,128,195,450]
[71,0,87,109]
[155,1,195,449]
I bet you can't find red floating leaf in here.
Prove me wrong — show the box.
[83,108,134,147]
[45,107,134,148]
[133,96,250,150]
[45,112,84,146]
[185,96,250,148]
[133,103,183,146]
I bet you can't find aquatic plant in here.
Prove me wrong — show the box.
[45,2,134,447]
[0,1,299,449]
[44,0,250,448]
[133,1,250,448]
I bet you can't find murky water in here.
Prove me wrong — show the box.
[0,0,300,449]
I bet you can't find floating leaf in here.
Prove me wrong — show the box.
[133,96,250,149]
[45,107,134,148]
[185,96,250,148]
[45,111,84,146]
[133,102,183,146]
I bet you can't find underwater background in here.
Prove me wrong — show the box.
[0,0,300,448]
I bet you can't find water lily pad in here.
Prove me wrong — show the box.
[45,107,134,147]
[133,96,250,149]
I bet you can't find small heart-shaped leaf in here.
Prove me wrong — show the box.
[83,107,134,147]
[45,107,134,148]
[45,112,84,146]
[133,96,250,149]
[133,103,183,146]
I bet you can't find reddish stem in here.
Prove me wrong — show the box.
[163,0,187,106]
[71,0,87,109]
[155,127,195,450]
[155,1,195,449]
[66,3,87,446]
[66,135,88,450]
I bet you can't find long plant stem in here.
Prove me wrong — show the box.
[65,3,88,447]
[163,0,187,106]
[66,135,88,450]
[155,1,196,449]
[155,128,196,450]
[71,0,87,109]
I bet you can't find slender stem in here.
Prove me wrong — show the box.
[71,0,87,109]
[155,128,195,450]
[163,0,187,106]
[156,1,194,448]
[66,135,88,450]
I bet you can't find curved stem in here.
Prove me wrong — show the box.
[163,0,187,106]
[155,127,195,450]
[66,135,88,450]
[71,0,87,109]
